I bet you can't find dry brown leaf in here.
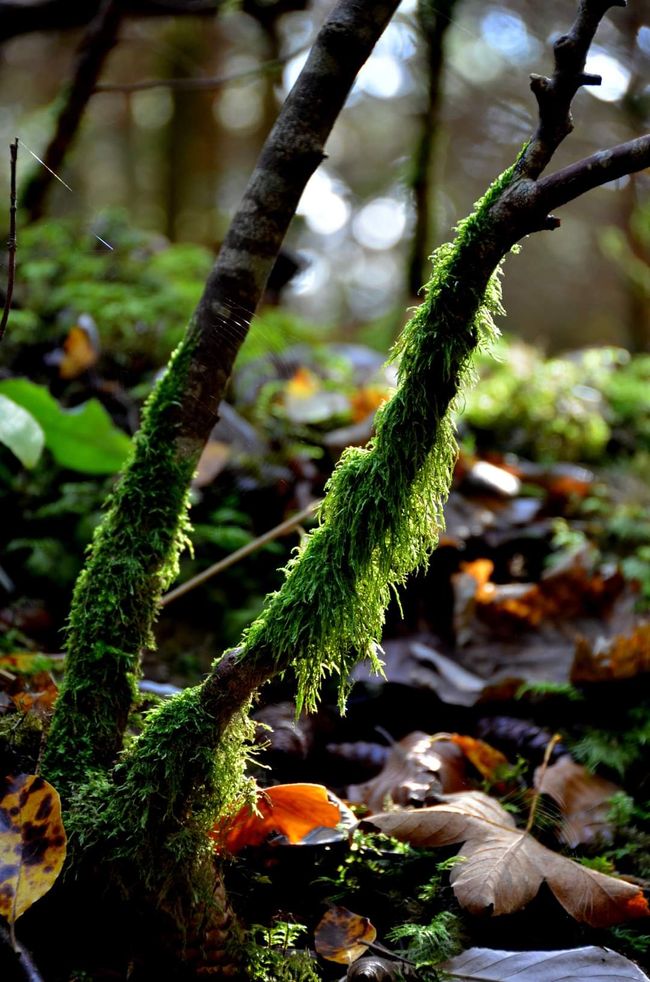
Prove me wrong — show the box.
[369,791,649,928]
[571,622,650,682]
[0,774,67,923]
[534,755,621,848]
[347,732,470,812]
[314,905,377,965]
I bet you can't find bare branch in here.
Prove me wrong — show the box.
[0,0,219,43]
[94,52,294,93]
[20,0,123,222]
[0,138,17,344]
[161,499,319,607]
[536,135,650,213]
[520,0,628,179]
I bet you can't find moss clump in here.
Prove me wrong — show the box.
[240,162,517,712]
[66,686,256,906]
[42,335,198,793]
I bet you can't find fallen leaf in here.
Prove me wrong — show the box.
[314,905,376,965]
[368,791,649,927]
[347,732,470,812]
[439,945,649,980]
[58,321,99,379]
[534,755,621,848]
[449,734,510,784]
[349,385,389,423]
[0,774,67,923]
[571,622,650,683]
[212,783,341,854]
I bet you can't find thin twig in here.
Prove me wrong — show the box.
[525,733,562,834]
[161,499,320,608]
[0,138,17,344]
[95,54,294,93]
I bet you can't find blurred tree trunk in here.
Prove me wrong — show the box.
[407,0,460,297]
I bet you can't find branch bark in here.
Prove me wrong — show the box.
[519,0,628,180]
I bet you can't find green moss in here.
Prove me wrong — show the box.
[42,335,198,793]
[240,162,518,713]
[65,685,256,907]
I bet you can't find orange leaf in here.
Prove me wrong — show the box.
[59,323,99,379]
[314,906,376,964]
[212,783,341,854]
[449,734,510,783]
[285,367,319,398]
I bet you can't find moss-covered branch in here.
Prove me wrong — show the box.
[42,0,403,796]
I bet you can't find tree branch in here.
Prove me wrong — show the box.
[536,135,650,213]
[20,0,123,222]
[0,138,17,343]
[94,53,293,93]
[519,0,627,180]
[0,0,219,43]
[42,0,404,792]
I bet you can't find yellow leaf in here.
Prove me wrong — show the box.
[0,774,67,923]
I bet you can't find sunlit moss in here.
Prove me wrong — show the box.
[239,162,518,713]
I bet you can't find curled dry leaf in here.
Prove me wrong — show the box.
[0,774,67,923]
[347,732,470,813]
[211,783,341,854]
[369,791,649,928]
[314,905,376,965]
[534,754,621,848]
[439,945,650,981]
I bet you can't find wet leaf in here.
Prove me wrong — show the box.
[534,755,621,848]
[347,732,470,812]
[439,945,649,980]
[212,783,341,854]
[369,791,649,927]
[314,905,377,965]
[0,774,67,923]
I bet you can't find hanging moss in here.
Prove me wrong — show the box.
[42,335,198,793]
[240,162,518,713]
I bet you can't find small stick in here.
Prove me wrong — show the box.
[525,733,561,834]
[160,499,321,608]
[0,137,17,343]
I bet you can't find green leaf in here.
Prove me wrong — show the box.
[0,394,45,468]
[0,379,131,474]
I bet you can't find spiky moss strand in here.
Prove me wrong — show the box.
[240,162,518,714]
[65,686,256,913]
[42,335,198,795]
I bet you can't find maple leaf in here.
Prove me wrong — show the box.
[368,791,649,928]
[534,754,621,848]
